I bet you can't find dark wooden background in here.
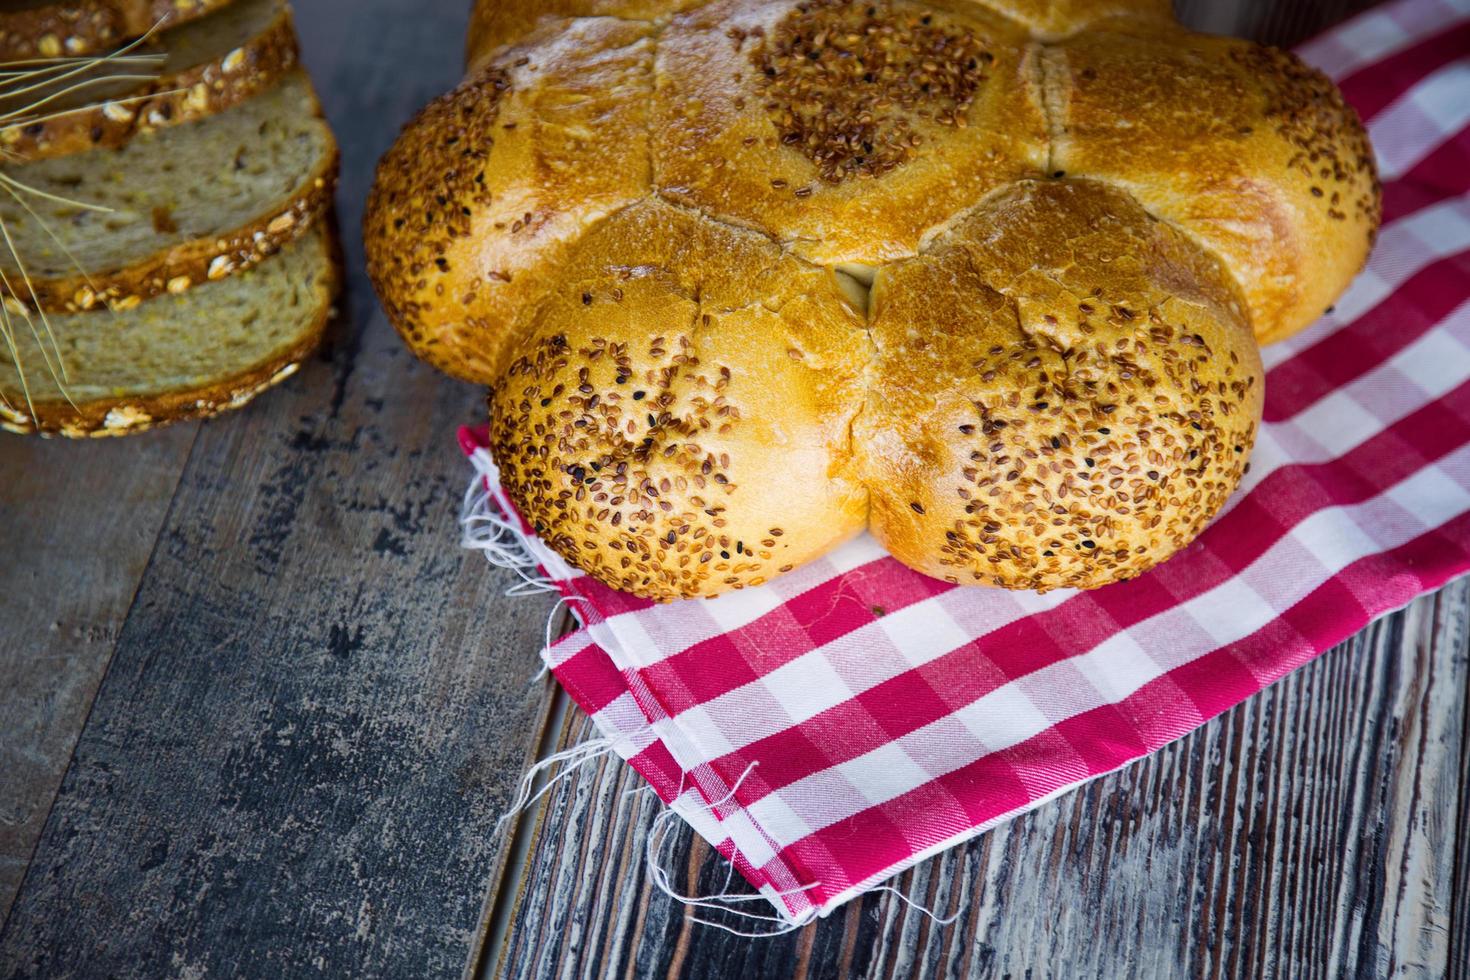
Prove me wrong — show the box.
[4,0,1466,978]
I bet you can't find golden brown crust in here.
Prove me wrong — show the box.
[1051,25,1380,345]
[0,3,299,163]
[859,179,1262,589]
[652,0,1048,264]
[0,268,339,439]
[461,0,1174,62]
[365,0,1379,598]
[487,199,869,600]
[964,0,1171,39]
[365,18,656,383]
[465,0,699,68]
[0,0,232,60]
[2,122,338,314]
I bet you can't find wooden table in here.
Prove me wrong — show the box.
[3,1,1466,977]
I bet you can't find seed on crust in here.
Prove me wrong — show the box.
[751,0,992,182]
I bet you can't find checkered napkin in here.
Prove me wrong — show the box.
[460,0,1470,924]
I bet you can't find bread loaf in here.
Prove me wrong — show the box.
[366,0,1380,599]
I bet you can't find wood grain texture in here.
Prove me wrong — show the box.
[0,426,196,923]
[491,581,1470,980]
[1174,0,1381,47]
[0,0,561,975]
[1455,643,1470,980]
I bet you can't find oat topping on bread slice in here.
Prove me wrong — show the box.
[0,69,337,313]
[0,0,234,60]
[0,0,299,162]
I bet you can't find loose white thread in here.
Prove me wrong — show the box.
[461,456,591,676]
[462,451,967,933]
[460,467,557,595]
[642,765,821,935]
[684,913,811,938]
[872,884,962,925]
[494,738,613,836]
[494,724,653,837]
[542,594,593,654]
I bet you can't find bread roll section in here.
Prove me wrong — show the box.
[1049,25,1380,345]
[650,0,1047,264]
[368,0,1379,599]
[488,200,869,600]
[860,179,1261,590]
[366,18,655,383]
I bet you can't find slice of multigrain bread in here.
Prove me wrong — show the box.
[0,224,338,437]
[0,69,336,313]
[0,0,233,60]
[0,0,299,162]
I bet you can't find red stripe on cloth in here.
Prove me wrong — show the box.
[1381,129,1470,222]
[642,632,776,710]
[783,753,1031,909]
[1247,389,1470,536]
[626,739,687,807]
[1186,516,1470,695]
[695,381,1470,801]
[634,559,951,717]
[1337,19,1470,119]
[567,575,657,618]
[1300,0,1470,82]
[457,425,489,457]
[1075,568,1195,626]
[1264,250,1470,421]
[1164,503,1458,775]
[1049,704,1151,776]
[552,642,631,716]
[784,558,948,645]
[1165,647,1267,720]
[774,511,1470,910]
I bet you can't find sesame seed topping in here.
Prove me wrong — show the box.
[751,0,990,183]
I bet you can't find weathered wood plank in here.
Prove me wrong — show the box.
[0,0,561,975]
[1448,586,1470,980]
[490,581,1469,979]
[0,426,196,923]
[1174,0,1380,46]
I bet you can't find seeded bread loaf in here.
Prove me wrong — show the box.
[366,0,1379,599]
[0,0,298,162]
[0,225,337,437]
[0,69,336,313]
[0,0,233,60]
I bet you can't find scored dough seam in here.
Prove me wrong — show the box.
[1022,33,1260,328]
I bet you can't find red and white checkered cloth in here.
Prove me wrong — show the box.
[460,0,1470,925]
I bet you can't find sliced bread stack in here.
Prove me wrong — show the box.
[0,0,340,437]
